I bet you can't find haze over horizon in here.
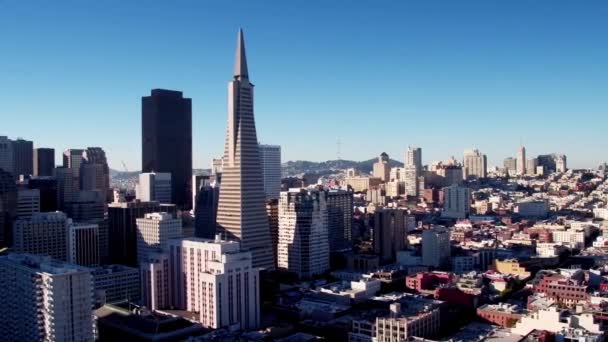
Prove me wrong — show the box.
[1,1,607,170]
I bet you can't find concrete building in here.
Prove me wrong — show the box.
[136,212,182,263]
[511,307,602,338]
[259,144,281,201]
[375,297,443,341]
[0,253,95,341]
[442,184,471,219]
[91,265,140,305]
[344,176,382,192]
[215,30,274,270]
[463,148,487,179]
[526,158,538,176]
[80,147,110,203]
[33,147,55,176]
[515,200,549,218]
[63,148,85,183]
[422,226,451,268]
[167,237,261,330]
[68,222,99,266]
[517,146,526,175]
[140,252,170,310]
[435,165,463,186]
[327,189,353,251]
[13,211,69,261]
[108,201,177,266]
[477,303,523,328]
[404,166,418,197]
[277,189,329,279]
[142,89,193,209]
[503,157,517,175]
[373,208,407,264]
[405,146,423,176]
[17,188,40,219]
[373,152,391,182]
[136,172,172,204]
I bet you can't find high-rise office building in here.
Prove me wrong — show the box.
[13,212,69,261]
[373,208,407,264]
[277,189,330,279]
[526,158,539,176]
[136,212,182,263]
[266,199,279,267]
[16,188,40,219]
[259,144,281,201]
[194,182,219,239]
[517,146,527,175]
[405,146,423,176]
[10,138,33,178]
[327,189,353,251]
[54,166,76,210]
[373,152,391,182]
[422,226,451,268]
[0,136,13,173]
[80,147,110,202]
[136,172,172,204]
[63,148,85,181]
[33,148,55,177]
[27,177,58,212]
[91,265,140,305]
[0,253,95,342]
[503,157,517,175]
[165,237,261,329]
[68,222,99,266]
[404,166,419,197]
[107,201,176,266]
[0,168,17,247]
[442,184,471,219]
[142,89,192,209]
[537,154,568,174]
[215,29,274,270]
[140,252,170,310]
[192,174,210,212]
[463,149,487,179]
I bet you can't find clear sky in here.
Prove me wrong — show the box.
[1,1,607,170]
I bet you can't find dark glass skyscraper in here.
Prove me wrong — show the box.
[33,148,55,177]
[11,139,33,178]
[142,89,192,209]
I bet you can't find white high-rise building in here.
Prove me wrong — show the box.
[0,253,95,341]
[517,146,527,175]
[68,222,99,266]
[526,158,538,176]
[17,188,40,219]
[405,146,422,176]
[278,189,330,279]
[13,211,69,261]
[373,152,390,182]
[422,226,451,267]
[137,172,172,204]
[442,184,471,219]
[259,144,281,201]
[166,237,260,330]
[215,29,274,270]
[136,212,182,263]
[463,149,487,179]
[404,166,418,197]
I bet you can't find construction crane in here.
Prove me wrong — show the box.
[121,160,129,173]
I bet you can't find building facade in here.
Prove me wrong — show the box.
[142,89,193,209]
[13,212,69,261]
[277,189,330,278]
[136,212,182,263]
[137,172,172,204]
[33,147,55,176]
[259,144,281,201]
[215,29,274,270]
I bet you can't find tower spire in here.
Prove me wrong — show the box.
[234,28,249,79]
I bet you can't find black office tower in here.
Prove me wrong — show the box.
[33,148,55,176]
[142,89,192,209]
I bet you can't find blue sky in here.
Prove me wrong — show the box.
[1,1,607,170]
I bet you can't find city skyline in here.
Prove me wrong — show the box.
[1,1,607,169]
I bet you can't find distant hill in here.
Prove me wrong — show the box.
[282,158,403,177]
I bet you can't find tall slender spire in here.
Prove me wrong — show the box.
[234,28,249,79]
